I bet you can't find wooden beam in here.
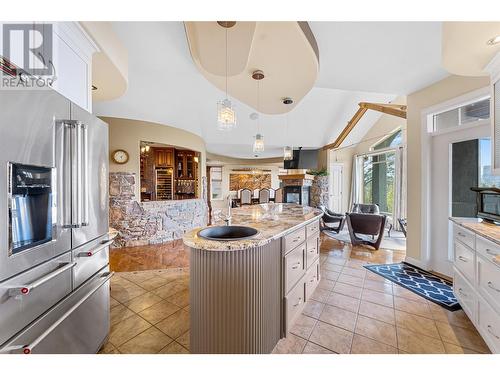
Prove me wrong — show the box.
[322,101,407,151]
[322,106,368,150]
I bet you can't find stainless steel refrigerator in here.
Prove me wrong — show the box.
[0,88,113,354]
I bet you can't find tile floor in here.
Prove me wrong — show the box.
[101,234,490,354]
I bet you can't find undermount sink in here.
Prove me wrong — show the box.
[198,226,259,241]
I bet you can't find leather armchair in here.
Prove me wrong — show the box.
[346,212,387,250]
[319,206,346,234]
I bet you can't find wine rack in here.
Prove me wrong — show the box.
[155,168,173,200]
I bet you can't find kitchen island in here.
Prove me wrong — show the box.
[183,203,323,354]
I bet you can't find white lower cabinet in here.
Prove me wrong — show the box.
[452,222,500,353]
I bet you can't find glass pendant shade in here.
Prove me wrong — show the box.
[217,98,236,131]
[253,133,265,153]
[283,146,293,160]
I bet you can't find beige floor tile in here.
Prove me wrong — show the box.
[337,274,364,288]
[109,314,152,347]
[159,341,189,354]
[309,321,353,354]
[323,271,340,282]
[110,297,121,308]
[156,309,190,339]
[361,289,394,308]
[177,331,190,350]
[325,257,346,266]
[138,300,181,325]
[428,305,476,330]
[393,285,429,303]
[341,266,366,279]
[363,279,393,294]
[302,300,326,319]
[118,326,173,354]
[318,278,335,291]
[354,315,397,347]
[290,314,318,340]
[119,271,156,285]
[110,304,136,326]
[319,305,357,332]
[365,272,392,283]
[309,287,331,303]
[152,281,188,299]
[358,300,395,325]
[167,289,190,308]
[345,259,368,270]
[443,341,484,354]
[350,334,397,354]
[322,263,344,273]
[272,334,307,354]
[435,321,490,353]
[124,292,163,313]
[333,282,362,299]
[394,296,432,319]
[139,276,173,291]
[395,310,440,339]
[325,292,360,313]
[110,283,147,303]
[396,326,445,354]
[302,341,336,354]
[98,341,119,354]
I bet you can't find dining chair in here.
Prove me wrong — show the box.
[274,188,283,203]
[259,188,270,203]
[240,189,252,205]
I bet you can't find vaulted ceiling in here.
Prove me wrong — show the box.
[94,21,448,159]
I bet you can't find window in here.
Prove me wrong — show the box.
[479,138,500,188]
[373,129,402,150]
[210,166,223,200]
[362,151,396,215]
[433,98,490,132]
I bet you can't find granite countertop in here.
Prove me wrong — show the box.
[183,203,323,251]
[450,217,500,248]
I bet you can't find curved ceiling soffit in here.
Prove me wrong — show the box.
[184,21,319,114]
[442,22,500,77]
[80,21,129,101]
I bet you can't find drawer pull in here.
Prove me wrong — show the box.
[78,238,115,257]
[291,262,301,270]
[458,256,468,263]
[310,278,316,283]
[458,288,468,297]
[8,262,77,297]
[293,298,303,307]
[457,232,466,238]
[487,281,500,293]
[487,325,500,340]
[293,236,302,243]
[308,248,316,253]
[486,249,499,256]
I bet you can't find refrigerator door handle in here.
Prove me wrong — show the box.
[57,121,77,229]
[80,122,89,227]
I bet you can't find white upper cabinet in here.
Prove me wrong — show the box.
[485,53,500,175]
[0,22,98,112]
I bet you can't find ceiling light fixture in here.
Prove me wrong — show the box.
[252,70,265,154]
[283,98,294,161]
[217,22,236,131]
[487,35,500,45]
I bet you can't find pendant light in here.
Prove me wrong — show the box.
[282,97,294,160]
[217,21,236,131]
[252,70,265,153]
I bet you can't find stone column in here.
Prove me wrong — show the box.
[310,175,329,208]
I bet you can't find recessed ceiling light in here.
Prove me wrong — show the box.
[487,35,500,46]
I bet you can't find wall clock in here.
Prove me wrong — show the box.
[112,149,129,164]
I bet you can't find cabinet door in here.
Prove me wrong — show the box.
[155,149,167,167]
[165,149,174,167]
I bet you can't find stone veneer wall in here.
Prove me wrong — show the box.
[310,176,329,208]
[109,172,207,248]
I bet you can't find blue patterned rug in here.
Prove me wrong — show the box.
[364,262,460,311]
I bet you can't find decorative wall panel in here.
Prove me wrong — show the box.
[229,173,271,191]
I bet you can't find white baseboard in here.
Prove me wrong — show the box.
[404,256,429,270]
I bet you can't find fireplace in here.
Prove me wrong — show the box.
[278,173,314,207]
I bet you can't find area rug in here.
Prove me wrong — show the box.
[364,262,460,311]
[323,229,406,251]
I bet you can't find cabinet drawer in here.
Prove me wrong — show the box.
[454,241,475,284]
[73,235,112,289]
[305,260,320,301]
[476,236,500,265]
[453,269,476,322]
[453,224,475,250]
[285,277,305,333]
[306,234,320,268]
[285,243,306,294]
[0,252,74,346]
[477,255,500,313]
[284,227,306,254]
[306,220,320,238]
[478,296,500,354]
